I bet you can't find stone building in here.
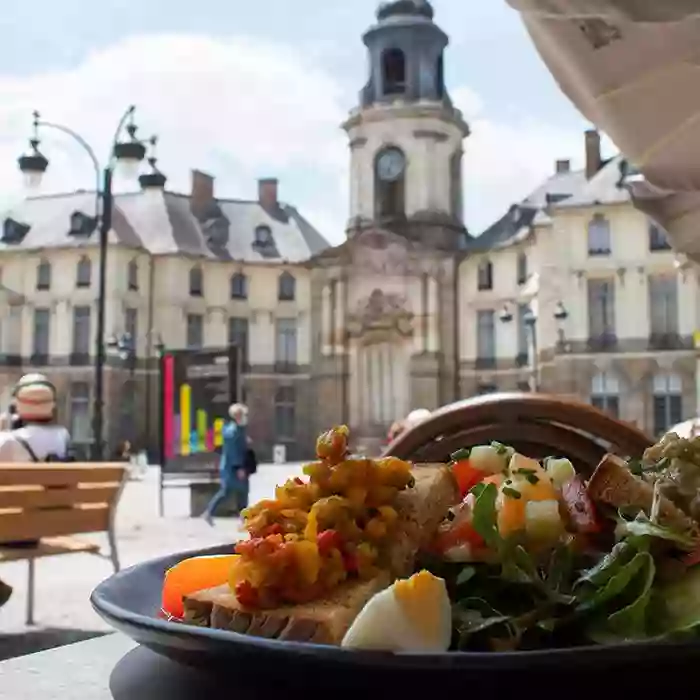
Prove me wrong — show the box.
[0,0,696,459]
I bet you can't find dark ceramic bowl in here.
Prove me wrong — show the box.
[92,544,700,695]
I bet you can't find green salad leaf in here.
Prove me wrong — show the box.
[576,540,639,589]
[469,482,500,549]
[651,565,700,635]
[577,552,651,613]
[615,513,697,550]
[606,554,656,637]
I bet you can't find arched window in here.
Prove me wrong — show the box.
[591,370,620,418]
[76,256,92,288]
[381,48,406,95]
[653,371,683,435]
[278,271,296,302]
[230,272,247,300]
[587,213,611,256]
[189,266,203,297]
[477,260,493,291]
[36,259,51,291]
[374,146,406,219]
[127,259,139,291]
[436,53,445,98]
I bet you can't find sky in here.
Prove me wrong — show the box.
[0,0,615,242]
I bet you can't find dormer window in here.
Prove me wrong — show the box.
[278,271,296,302]
[254,225,273,247]
[203,216,230,248]
[76,256,92,289]
[2,218,30,244]
[68,211,96,236]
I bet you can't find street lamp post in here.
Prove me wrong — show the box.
[18,108,166,459]
[500,301,569,392]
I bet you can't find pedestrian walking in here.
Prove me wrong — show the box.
[202,403,249,525]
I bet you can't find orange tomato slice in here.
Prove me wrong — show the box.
[452,459,486,498]
[161,554,240,619]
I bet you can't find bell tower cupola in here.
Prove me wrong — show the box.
[361,0,450,107]
[343,1,470,249]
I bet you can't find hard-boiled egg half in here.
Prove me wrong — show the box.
[341,570,452,652]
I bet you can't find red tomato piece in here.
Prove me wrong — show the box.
[452,459,485,498]
[317,529,343,556]
[235,580,260,608]
[562,476,601,534]
[343,552,359,573]
[434,520,485,554]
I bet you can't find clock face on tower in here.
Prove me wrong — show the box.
[376,147,406,182]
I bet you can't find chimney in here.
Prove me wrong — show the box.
[585,129,602,180]
[555,159,570,174]
[190,169,214,218]
[258,178,279,210]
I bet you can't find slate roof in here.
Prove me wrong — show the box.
[0,189,332,264]
[470,155,631,253]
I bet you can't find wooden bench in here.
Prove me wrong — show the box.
[0,463,128,625]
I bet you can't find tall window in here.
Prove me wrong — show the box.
[587,213,611,256]
[275,318,297,368]
[476,309,496,362]
[274,385,296,439]
[76,256,91,288]
[72,306,91,357]
[587,278,616,346]
[653,372,683,436]
[590,370,620,418]
[36,259,51,291]
[230,273,247,300]
[33,308,51,358]
[381,48,406,95]
[649,221,671,251]
[69,382,91,445]
[516,304,529,364]
[477,260,493,291]
[189,266,203,297]
[516,252,528,285]
[228,317,249,368]
[127,259,139,291]
[449,150,463,219]
[186,313,203,349]
[124,307,138,349]
[278,271,296,301]
[648,275,678,339]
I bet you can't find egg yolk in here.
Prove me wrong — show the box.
[393,570,445,644]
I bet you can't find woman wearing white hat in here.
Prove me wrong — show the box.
[0,374,71,463]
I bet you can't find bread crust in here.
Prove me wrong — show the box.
[587,453,696,532]
[182,463,458,644]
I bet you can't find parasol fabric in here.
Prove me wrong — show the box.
[506,1,700,259]
[507,1,700,22]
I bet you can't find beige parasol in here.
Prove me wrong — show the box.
[506,1,700,260]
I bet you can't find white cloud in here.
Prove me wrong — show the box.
[0,34,609,244]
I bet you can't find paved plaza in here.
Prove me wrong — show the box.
[0,463,304,658]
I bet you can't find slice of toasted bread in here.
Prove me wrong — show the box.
[182,463,458,644]
[183,573,392,645]
[587,453,696,532]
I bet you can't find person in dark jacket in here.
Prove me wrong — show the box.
[203,403,248,525]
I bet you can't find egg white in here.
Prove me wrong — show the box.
[341,578,452,652]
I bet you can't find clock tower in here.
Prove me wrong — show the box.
[343,0,470,250]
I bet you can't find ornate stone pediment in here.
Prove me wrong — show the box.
[346,288,413,338]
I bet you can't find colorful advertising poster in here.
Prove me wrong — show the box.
[159,346,239,473]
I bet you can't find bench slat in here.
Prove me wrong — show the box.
[0,505,110,541]
[0,536,100,562]
[0,484,121,509]
[0,464,126,487]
